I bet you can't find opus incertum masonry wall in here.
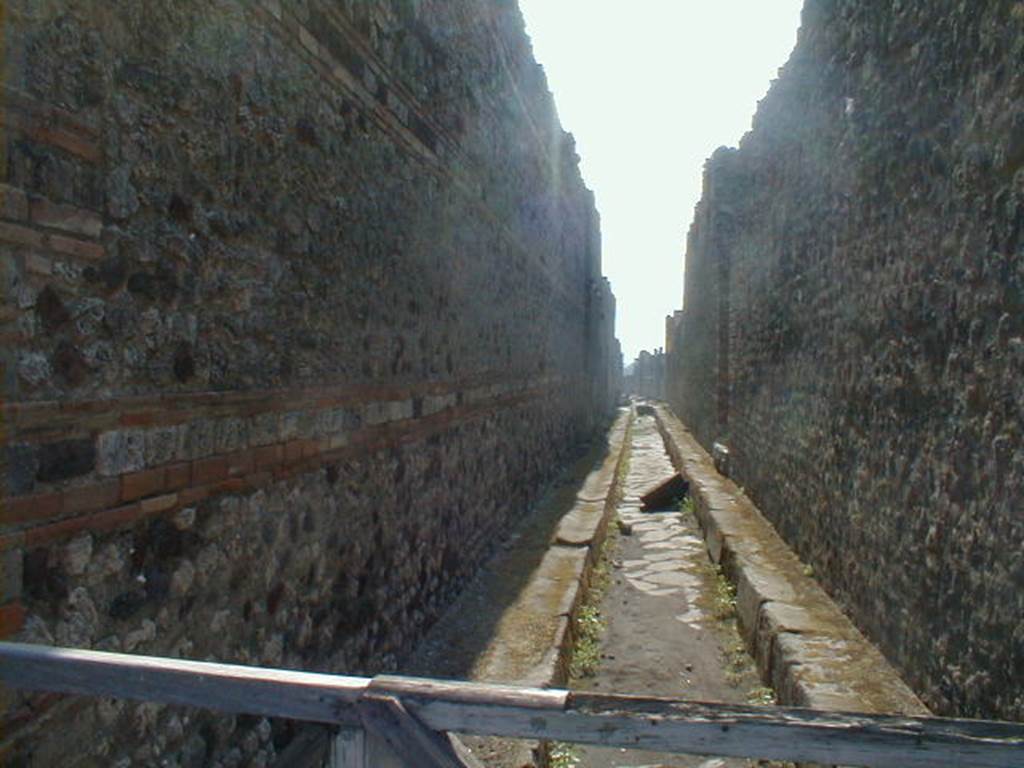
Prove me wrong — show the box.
[0,1,619,763]
[668,0,1024,722]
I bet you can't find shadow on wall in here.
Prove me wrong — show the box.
[1,0,621,764]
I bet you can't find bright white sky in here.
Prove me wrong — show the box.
[518,1,804,362]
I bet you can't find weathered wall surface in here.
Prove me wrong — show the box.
[0,0,618,763]
[669,0,1024,721]
[624,348,665,401]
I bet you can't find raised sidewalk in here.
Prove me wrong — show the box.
[655,404,928,716]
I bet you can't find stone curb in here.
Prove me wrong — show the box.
[473,407,632,767]
[553,414,630,557]
[653,405,928,717]
[547,408,632,685]
[528,409,630,692]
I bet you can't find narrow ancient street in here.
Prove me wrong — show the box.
[571,410,764,768]
[5,2,1024,766]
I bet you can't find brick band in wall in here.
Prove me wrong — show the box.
[2,373,571,545]
[0,0,620,763]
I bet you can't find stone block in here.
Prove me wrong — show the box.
[733,561,797,641]
[62,533,93,576]
[36,438,96,483]
[96,429,145,476]
[6,443,39,495]
[553,501,606,547]
[422,393,456,416]
[249,413,281,447]
[279,412,301,441]
[184,421,215,461]
[214,418,249,454]
[144,426,183,467]
[576,460,616,503]
[386,399,414,421]
[17,351,52,387]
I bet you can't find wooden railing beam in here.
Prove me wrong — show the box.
[2,642,1022,768]
[0,641,365,725]
[358,694,482,768]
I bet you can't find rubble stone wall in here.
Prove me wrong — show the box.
[0,0,618,763]
[668,0,1024,721]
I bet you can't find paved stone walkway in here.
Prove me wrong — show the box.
[573,411,764,768]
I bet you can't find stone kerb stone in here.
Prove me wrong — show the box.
[654,405,927,717]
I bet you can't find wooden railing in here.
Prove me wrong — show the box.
[2,642,1022,767]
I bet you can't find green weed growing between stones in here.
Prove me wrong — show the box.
[711,564,738,621]
[747,685,776,706]
[548,742,582,767]
[680,494,695,516]
[570,603,604,679]
[610,415,634,507]
[724,635,751,687]
[566,414,631,683]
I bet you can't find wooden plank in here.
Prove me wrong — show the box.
[358,694,479,768]
[2,643,1023,768]
[275,725,334,766]
[388,689,1024,768]
[0,642,366,725]
[330,727,368,768]
[447,734,487,768]
[370,674,568,712]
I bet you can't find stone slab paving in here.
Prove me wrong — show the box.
[574,412,762,768]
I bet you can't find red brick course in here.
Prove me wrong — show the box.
[29,198,102,238]
[0,375,545,554]
[165,463,191,491]
[120,468,167,501]
[47,234,104,261]
[62,480,120,515]
[254,445,283,468]
[140,493,178,515]
[4,492,62,525]
[0,601,26,639]
[193,456,229,485]
[24,502,143,548]
[226,449,255,477]
[0,222,46,249]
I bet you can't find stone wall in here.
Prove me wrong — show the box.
[625,348,665,401]
[668,0,1024,722]
[0,0,618,763]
